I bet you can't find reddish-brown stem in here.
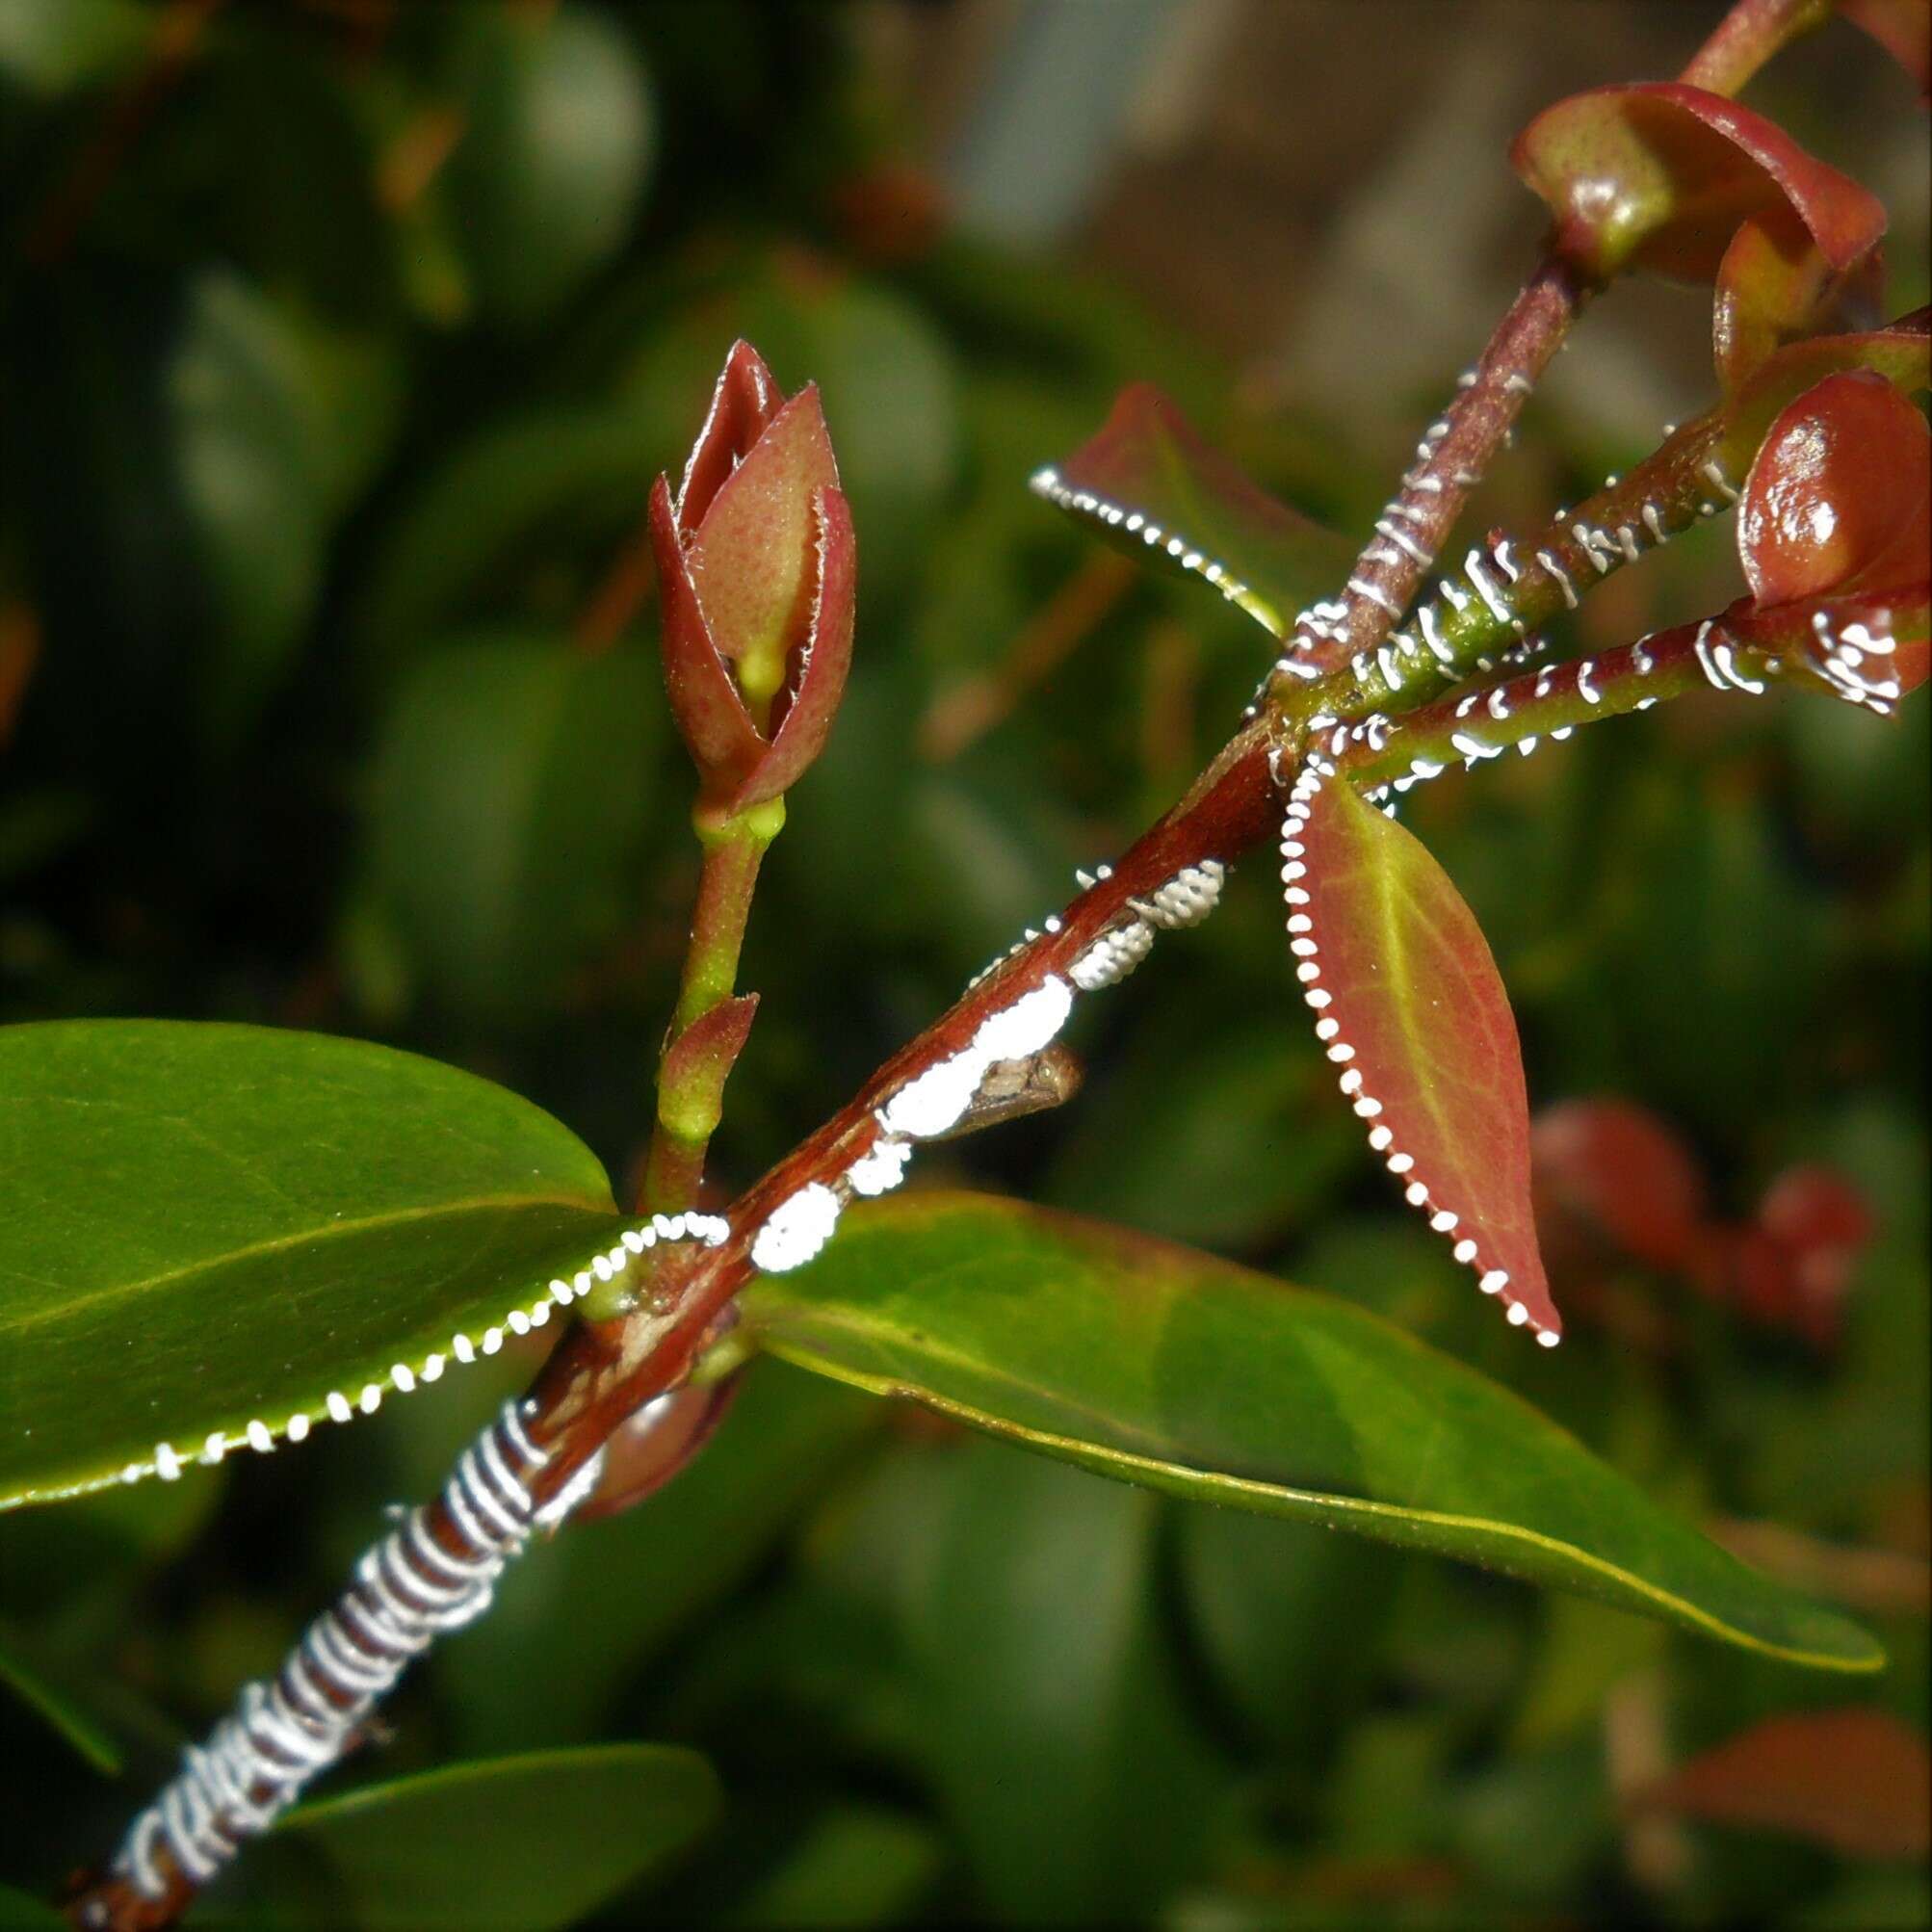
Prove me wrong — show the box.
[1679,0,1834,93]
[1283,258,1588,675]
[1274,0,1840,688]
[513,718,1282,1490]
[71,6,1867,1922]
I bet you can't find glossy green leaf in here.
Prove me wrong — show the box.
[269,1745,717,1931]
[0,1020,627,1508]
[745,1193,1882,1672]
[360,633,657,1022]
[1031,382,1353,638]
[441,7,654,330]
[0,1618,119,1773]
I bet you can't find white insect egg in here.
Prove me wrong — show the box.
[972,974,1074,1063]
[879,1051,987,1140]
[750,1183,844,1274]
[847,1136,913,1199]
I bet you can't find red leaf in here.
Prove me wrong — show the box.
[686,383,841,681]
[729,485,857,811]
[659,994,760,1131]
[676,338,784,535]
[1031,382,1353,640]
[1633,1709,1932,1860]
[648,476,764,794]
[1713,208,1885,397]
[1511,83,1887,283]
[1531,1099,1710,1274]
[1753,1163,1875,1344]
[1740,370,1932,604]
[578,1376,742,1522]
[1288,765,1559,1343]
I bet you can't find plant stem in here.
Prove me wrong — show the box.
[634,797,784,1228]
[1679,0,1835,94]
[1270,0,1842,690]
[68,7,1870,1921]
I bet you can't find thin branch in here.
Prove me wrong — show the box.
[1269,0,1842,689]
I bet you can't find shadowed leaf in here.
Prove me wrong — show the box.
[745,1191,1880,1671]
[263,1745,717,1931]
[1030,382,1353,638]
[0,1619,120,1774]
[1713,208,1884,397]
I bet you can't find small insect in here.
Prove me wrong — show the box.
[931,1043,1083,1141]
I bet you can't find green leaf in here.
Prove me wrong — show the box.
[360,633,657,1022]
[0,0,144,96]
[0,1884,65,1930]
[441,7,654,330]
[723,1806,943,1929]
[1030,382,1354,638]
[0,1618,120,1773]
[435,1360,876,1755]
[744,1193,1882,1672]
[355,405,660,654]
[0,1020,628,1509]
[901,1440,1220,1922]
[167,271,335,744]
[266,1745,717,1932]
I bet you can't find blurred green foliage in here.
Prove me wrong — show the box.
[0,2,1925,1926]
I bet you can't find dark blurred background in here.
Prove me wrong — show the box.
[1,2,1926,1926]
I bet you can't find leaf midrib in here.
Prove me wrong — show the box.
[0,1189,611,1342]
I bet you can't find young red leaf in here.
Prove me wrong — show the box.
[1031,382,1354,639]
[729,485,857,811]
[675,338,784,535]
[1285,763,1559,1343]
[1511,84,1887,284]
[685,384,841,696]
[1531,1099,1710,1275]
[658,993,761,1142]
[1632,1709,1931,1859]
[577,1375,742,1522]
[1752,1163,1875,1345]
[1739,369,1932,605]
[649,475,765,793]
[1713,208,1885,398]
